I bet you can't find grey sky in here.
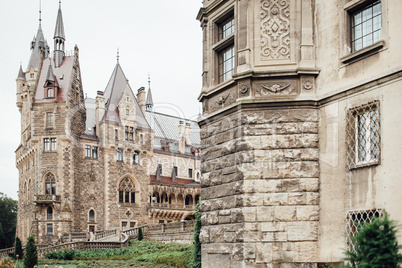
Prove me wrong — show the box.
[0,0,203,200]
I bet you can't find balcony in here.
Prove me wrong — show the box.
[34,194,61,204]
[150,203,195,211]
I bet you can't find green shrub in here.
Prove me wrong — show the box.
[190,200,201,268]
[344,211,402,267]
[23,236,37,268]
[137,227,143,241]
[14,236,23,260]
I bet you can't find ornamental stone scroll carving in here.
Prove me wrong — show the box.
[260,0,291,60]
[255,81,297,96]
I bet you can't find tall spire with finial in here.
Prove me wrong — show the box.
[117,48,120,64]
[26,0,49,71]
[39,0,42,26]
[53,0,65,68]
[146,73,154,111]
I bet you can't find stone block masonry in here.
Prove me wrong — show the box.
[199,108,319,267]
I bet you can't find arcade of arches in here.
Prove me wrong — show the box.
[149,184,200,223]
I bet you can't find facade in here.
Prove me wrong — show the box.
[15,4,200,246]
[197,0,402,267]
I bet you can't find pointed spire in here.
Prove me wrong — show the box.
[54,0,65,67]
[45,63,56,82]
[17,64,26,81]
[146,73,154,111]
[54,1,65,40]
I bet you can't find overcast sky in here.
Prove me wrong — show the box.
[0,0,203,200]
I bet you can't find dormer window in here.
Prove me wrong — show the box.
[48,88,54,98]
[30,73,34,79]
[126,109,129,116]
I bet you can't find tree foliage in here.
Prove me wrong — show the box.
[0,192,18,249]
[23,236,37,268]
[138,227,143,241]
[14,236,23,260]
[191,200,201,268]
[345,211,402,267]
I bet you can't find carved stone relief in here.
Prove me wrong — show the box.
[260,0,291,60]
[301,76,315,93]
[209,88,237,113]
[255,81,297,97]
[238,80,251,97]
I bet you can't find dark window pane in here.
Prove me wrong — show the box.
[119,191,124,203]
[125,192,129,203]
[131,192,135,203]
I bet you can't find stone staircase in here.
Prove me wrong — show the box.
[0,220,195,258]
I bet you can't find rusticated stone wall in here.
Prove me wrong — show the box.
[199,107,319,267]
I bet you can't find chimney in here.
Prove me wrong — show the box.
[185,122,192,146]
[137,87,146,114]
[178,120,185,154]
[95,91,105,137]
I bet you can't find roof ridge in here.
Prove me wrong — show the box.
[147,110,198,123]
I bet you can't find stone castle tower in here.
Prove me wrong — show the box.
[16,3,201,246]
[197,0,402,266]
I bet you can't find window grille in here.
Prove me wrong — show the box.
[345,208,382,252]
[345,101,380,169]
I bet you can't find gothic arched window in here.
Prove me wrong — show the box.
[89,209,95,223]
[47,206,53,220]
[45,173,56,195]
[118,177,136,204]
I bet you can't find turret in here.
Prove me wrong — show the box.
[137,87,146,115]
[95,91,105,137]
[53,1,65,68]
[16,65,26,110]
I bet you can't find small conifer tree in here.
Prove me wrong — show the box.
[137,227,143,241]
[14,236,23,260]
[23,235,37,268]
[191,200,201,268]
[345,211,402,267]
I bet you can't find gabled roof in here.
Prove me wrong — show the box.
[102,63,151,130]
[34,57,73,103]
[54,4,65,40]
[145,111,200,146]
[26,25,49,72]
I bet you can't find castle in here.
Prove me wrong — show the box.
[15,3,200,245]
[197,0,402,266]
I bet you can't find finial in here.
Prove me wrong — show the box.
[39,0,42,25]
[148,73,151,89]
[117,48,120,63]
[59,0,61,8]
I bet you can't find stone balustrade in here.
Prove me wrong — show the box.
[34,194,61,204]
